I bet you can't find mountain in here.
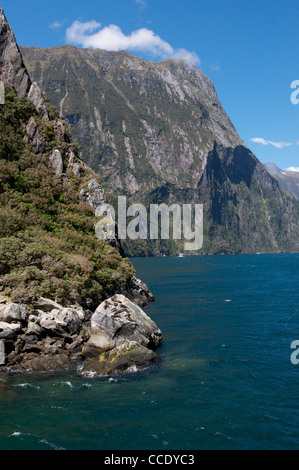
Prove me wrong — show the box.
[264,162,299,201]
[0,9,147,309]
[20,47,299,255]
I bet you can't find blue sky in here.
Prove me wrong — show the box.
[2,0,299,170]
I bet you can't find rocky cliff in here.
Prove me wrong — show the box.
[21,45,299,255]
[0,9,161,374]
[20,45,244,197]
[264,162,299,201]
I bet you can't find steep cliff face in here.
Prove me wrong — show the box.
[20,46,244,196]
[20,45,299,255]
[264,163,299,201]
[0,9,31,98]
[0,10,48,119]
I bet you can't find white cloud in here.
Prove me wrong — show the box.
[286,167,299,172]
[66,20,200,65]
[250,137,292,149]
[250,137,269,146]
[49,21,63,30]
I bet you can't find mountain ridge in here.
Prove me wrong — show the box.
[264,162,299,201]
[20,43,299,255]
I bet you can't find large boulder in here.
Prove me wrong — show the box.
[0,322,22,341]
[33,297,65,312]
[80,295,163,376]
[80,341,160,376]
[90,294,162,350]
[31,305,84,337]
[0,303,27,323]
[49,149,63,176]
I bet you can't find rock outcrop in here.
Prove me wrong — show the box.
[80,294,162,376]
[87,294,162,350]
[80,341,160,377]
[117,276,155,307]
[0,9,48,119]
[0,296,162,375]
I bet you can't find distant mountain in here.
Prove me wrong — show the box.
[264,163,299,201]
[20,45,299,255]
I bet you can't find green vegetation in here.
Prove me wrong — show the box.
[0,87,135,307]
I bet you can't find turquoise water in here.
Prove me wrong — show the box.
[1,254,299,450]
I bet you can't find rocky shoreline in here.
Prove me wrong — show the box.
[0,284,163,376]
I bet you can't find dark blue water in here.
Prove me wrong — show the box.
[1,254,299,450]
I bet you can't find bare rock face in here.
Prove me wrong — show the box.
[49,149,63,176]
[67,150,82,177]
[0,9,31,98]
[88,294,162,353]
[33,297,63,313]
[0,9,48,119]
[27,82,48,120]
[81,179,106,210]
[0,303,27,323]
[117,276,155,307]
[25,117,48,153]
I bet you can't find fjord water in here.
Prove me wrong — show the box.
[1,254,299,450]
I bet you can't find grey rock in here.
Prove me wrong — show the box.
[35,307,83,337]
[85,327,116,353]
[49,149,63,176]
[91,294,162,349]
[53,120,69,142]
[0,322,21,341]
[0,9,31,98]
[0,303,27,323]
[33,297,63,312]
[85,179,106,210]
[0,322,22,332]
[0,341,5,365]
[25,117,47,153]
[28,82,48,120]
[117,276,155,307]
[67,151,82,177]
[88,179,102,192]
[0,329,16,340]
[0,10,48,119]
[25,321,43,336]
